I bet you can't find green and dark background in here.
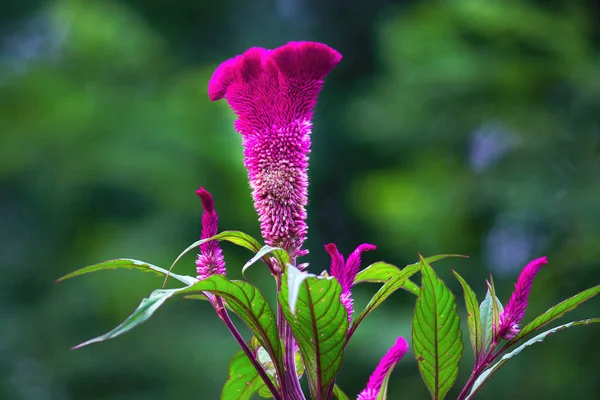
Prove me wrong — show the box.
[1,0,599,398]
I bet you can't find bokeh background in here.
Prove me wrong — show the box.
[1,0,599,399]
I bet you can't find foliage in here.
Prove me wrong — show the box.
[3,0,600,399]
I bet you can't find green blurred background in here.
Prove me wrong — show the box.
[1,0,599,398]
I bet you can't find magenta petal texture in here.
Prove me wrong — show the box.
[326,243,376,322]
[497,256,548,340]
[208,42,342,254]
[357,336,409,400]
[195,187,226,279]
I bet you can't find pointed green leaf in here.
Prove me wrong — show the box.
[333,385,350,400]
[165,230,263,285]
[508,285,600,346]
[489,278,502,339]
[73,287,181,349]
[466,318,600,400]
[354,255,466,296]
[353,262,420,296]
[348,263,421,340]
[279,265,348,399]
[453,271,483,360]
[242,245,289,276]
[479,288,503,350]
[413,256,463,400]
[354,255,465,284]
[354,261,401,283]
[221,349,263,400]
[75,275,283,379]
[57,258,197,286]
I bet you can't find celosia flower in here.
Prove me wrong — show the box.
[195,187,226,279]
[325,243,376,322]
[497,256,548,340]
[208,42,342,256]
[357,336,409,400]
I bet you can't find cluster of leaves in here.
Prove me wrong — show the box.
[59,231,599,399]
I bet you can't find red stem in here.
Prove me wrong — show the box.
[277,259,306,400]
[213,295,282,400]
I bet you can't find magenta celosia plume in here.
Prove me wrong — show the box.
[357,336,409,400]
[195,187,226,279]
[497,256,548,340]
[326,243,376,322]
[208,42,342,255]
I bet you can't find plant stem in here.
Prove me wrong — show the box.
[214,295,282,400]
[277,258,306,400]
[456,348,501,400]
[282,321,306,400]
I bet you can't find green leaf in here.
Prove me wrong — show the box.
[354,261,401,283]
[353,262,420,296]
[479,288,503,351]
[57,258,197,286]
[413,256,463,400]
[76,274,283,379]
[279,265,348,399]
[453,271,483,360]
[73,287,181,349]
[508,285,600,345]
[165,230,263,284]
[221,349,263,400]
[242,245,289,276]
[354,255,466,296]
[333,385,350,400]
[214,230,263,252]
[489,278,502,338]
[349,263,421,340]
[466,318,600,400]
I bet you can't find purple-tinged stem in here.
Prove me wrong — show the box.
[213,296,282,400]
[282,322,305,400]
[456,345,503,400]
[277,259,306,400]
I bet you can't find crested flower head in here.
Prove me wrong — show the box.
[325,243,376,322]
[195,187,226,279]
[208,42,342,255]
[497,256,548,340]
[357,336,409,400]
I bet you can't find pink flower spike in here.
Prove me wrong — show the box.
[325,243,345,280]
[208,42,342,255]
[195,187,226,279]
[326,243,376,323]
[357,337,409,400]
[344,243,377,289]
[497,256,548,340]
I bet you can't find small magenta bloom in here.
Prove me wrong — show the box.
[325,243,376,322]
[208,42,342,255]
[497,256,548,340]
[195,187,226,279]
[357,336,409,400]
